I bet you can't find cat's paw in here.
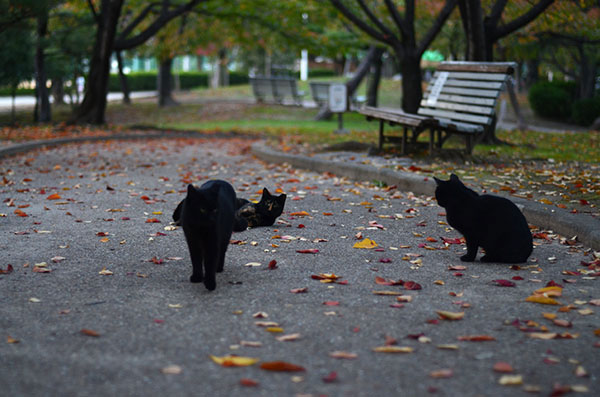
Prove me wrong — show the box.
[190,274,203,283]
[460,254,475,262]
[204,279,216,291]
[480,255,495,263]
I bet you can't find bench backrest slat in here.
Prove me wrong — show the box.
[442,79,504,90]
[418,107,492,125]
[420,99,494,116]
[433,94,496,107]
[433,71,509,81]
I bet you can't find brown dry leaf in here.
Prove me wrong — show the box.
[80,328,100,337]
[240,341,262,348]
[396,295,413,302]
[373,290,404,296]
[7,335,19,344]
[542,312,557,320]
[437,344,459,350]
[260,361,305,372]
[429,369,453,378]
[436,310,465,321]
[457,335,495,342]
[255,321,279,327]
[493,362,514,373]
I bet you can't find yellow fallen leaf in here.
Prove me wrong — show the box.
[578,308,593,315]
[534,286,562,297]
[436,310,465,321]
[542,312,557,320]
[498,374,523,385]
[437,344,459,350]
[353,238,378,249]
[525,295,560,305]
[372,346,414,353]
[209,355,259,367]
[529,332,557,340]
[98,267,113,275]
[266,327,284,333]
[161,365,182,374]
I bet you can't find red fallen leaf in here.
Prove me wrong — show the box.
[546,280,563,288]
[290,287,308,293]
[390,303,404,308]
[492,279,516,287]
[454,272,463,277]
[406,333,424,340]
[580,199,589,206]
[379,258,392,263]
[14,209,28,217]
[121,217,130,221]
[0,264,14,274]
[493,362,514,373]
[322,371,338,383]
[323,301,340,306]
[441,237,463,245]
[297,224,305,229]
[80,328,100,337]
[512,276,524,281]
[457,335,495,341]
[296,249,319,254]
[149,257,164,265]
[375,276,403,286]
[140,195,151,201]
[146,218,161,223]
[239,378,259,387]
[153,319,165,324]
[260,361,305,372]
[404,281,422,290]
[268,260,278,270]
[46,193,61,200]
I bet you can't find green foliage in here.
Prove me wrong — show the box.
[528,81,577,121]
[0,87,35,96]
[571,97,600,126]
[0,24,35,93]
[108,71,249,92]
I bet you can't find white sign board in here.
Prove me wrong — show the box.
[426,71,449,106]
[329,84,347,113]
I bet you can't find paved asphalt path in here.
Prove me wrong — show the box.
[1,137,598,397]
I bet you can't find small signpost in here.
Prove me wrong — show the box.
[329,83,349,134]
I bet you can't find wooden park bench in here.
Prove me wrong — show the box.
[359,61,517,155]
[249,77,305,105]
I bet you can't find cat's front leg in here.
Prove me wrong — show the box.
[203,250,218,291]
[460,239,478,262]
[186,236,204,283]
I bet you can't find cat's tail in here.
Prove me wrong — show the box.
[233,216,248,232]
[172,200,183,225]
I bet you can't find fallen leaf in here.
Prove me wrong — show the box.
[244,262,262,267]
[290,211,310,217]
[534,286,563,297]
[98,267,113,276]
[80,329,100,337]
[436,311,465,321]
[493,362,514,373]
[290,287,308,293]
[323,301,340,306]
[403,281,422,290]
[372,346,414,353]
[260,361,305,372]
[210,355,259,367]
[329,351,358,359]
[429,369,453,378]
[322,371,338,383]
[161,365,182,374]
[296,249,319,254]
[7,335,19,344]
[457,335,495,341]
[276,333,301,342]
[353,238,378,249]
[492,279,516,287]
[529,332,557,340]
[46,193,61,200]
[498,375,523,385]
[240,341,262,348]
[373,290,404,296]
[266,327,284,333]
[525,296,560,305]
[239,378,259,387]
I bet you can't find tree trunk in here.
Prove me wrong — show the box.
[367,49,383,107]
[51,77,65,105]
[459,0,486,61]
[10,84,17,125]
[34,10,51,122]
[158,57,177,107]
[116,50,130,104]
[398,51,422,113]
[524,59,539,88]
[74,0,124,124]
[578,45,595,99]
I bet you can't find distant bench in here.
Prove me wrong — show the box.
[249,77,305,105]
[359,61,517,155]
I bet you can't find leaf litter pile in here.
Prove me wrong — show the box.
[0,136,599,395]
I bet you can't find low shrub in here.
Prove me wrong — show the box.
[528,80,576,121]
[571,96,600,126]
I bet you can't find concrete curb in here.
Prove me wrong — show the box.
[252,143,600,251]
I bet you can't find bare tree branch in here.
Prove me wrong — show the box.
[383,0,407,37]
[486,0,508,29]
[492,0,554,40]
[87,0,100,23]
[118,2,161,40]
[328,0,394,45]
[418,0,458,55]
[356,0,396,41]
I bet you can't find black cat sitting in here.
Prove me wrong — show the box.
[434,174,533,263]
[233,188,286,232]
[172,180,236,290]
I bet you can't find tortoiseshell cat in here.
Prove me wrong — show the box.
[172,180,236,290]
[233,188,286,232]
[434,174,533,263]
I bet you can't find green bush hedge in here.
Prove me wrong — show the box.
[0,86,36,96]
[571,97,600,126]
[528,80,576,121]
[108,71,249,92]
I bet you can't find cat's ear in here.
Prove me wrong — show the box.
[277,193,287,205]
[262,188,271,199]
[450,174,460,182]
[434,177,443,186]
[187,184,195,194]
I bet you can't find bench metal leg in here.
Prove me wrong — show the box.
[436,130,443,149]
[402,127,408,155]
[466,135,473,154]
[429,129,435,156]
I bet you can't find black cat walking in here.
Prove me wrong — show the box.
[434,174,533,263]
[173,180,236,291]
